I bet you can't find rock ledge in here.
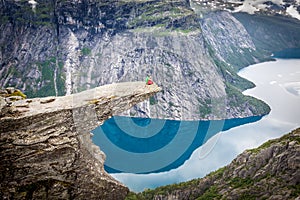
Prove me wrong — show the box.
[0,82,161,199]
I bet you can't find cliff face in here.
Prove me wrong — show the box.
[201,11,259,71]
[0,0,278,120]
[234,12,300,53]
[128,128,300,199]
[0,82,161,199]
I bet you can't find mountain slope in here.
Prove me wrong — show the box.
[0,0,277,120]
[126,127,300,199]
[234,12,300,53]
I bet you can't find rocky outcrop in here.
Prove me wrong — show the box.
[129,128,300,199]
[0,82,161,199]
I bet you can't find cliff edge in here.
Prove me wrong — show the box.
[0,82,161,199]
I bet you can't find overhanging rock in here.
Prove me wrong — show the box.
[0,82,161,199]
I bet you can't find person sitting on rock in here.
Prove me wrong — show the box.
[145,75,153,85]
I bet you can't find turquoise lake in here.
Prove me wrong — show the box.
[92,58,300,192]
[93,115,263,174]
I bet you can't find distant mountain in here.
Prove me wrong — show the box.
[1,0,299,120]
[191,0,300,20]
[126,127,300,200]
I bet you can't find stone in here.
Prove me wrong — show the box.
[40,97,56,104]
[5,87,15,94]
[0,82,161,199]
[0,96,8,116]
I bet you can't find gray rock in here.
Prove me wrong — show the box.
[0,82,161,199]
[0,96,8,116]
[201,11,257,70]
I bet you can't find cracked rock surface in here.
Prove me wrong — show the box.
[0,82,161,199]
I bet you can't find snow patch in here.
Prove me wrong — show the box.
[286,5,300,20]
[234,1,259,14]
[28,0,37,11]
[233,0,284,14]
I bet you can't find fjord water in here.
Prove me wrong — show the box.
[92,58,300,192]
[93,115,262,174]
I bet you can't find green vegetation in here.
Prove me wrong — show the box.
[0,1,55,26]
[207,166,226,179]
[247,139,274,154]
[6,66,22,78]
[126,0,199,33]
[225,82,270,115]
[196,186,221,200]
[81,47,92,56]
[26,57,65,98]
[29,59,67,97]
[230,177,254,188]
[234,13,300,52]
[125,178,203,200]
[204,39,271,116]
[0,15,9,24]
[149,96,157,105]
[206,42,254,91]
[131,25,199,36]
[125,192,141,200]
[289,184,300,197]
[168,101,175,107]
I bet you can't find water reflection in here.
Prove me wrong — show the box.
[94,59,299,192]
[92,115,263,174]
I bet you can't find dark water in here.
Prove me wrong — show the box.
[92,115,263,174]
[273,48,300,58]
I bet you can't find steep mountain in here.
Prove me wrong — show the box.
[191,0,300,19]
[234,12,300,53]
[126,127,300,200]
[1,0,299,120]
